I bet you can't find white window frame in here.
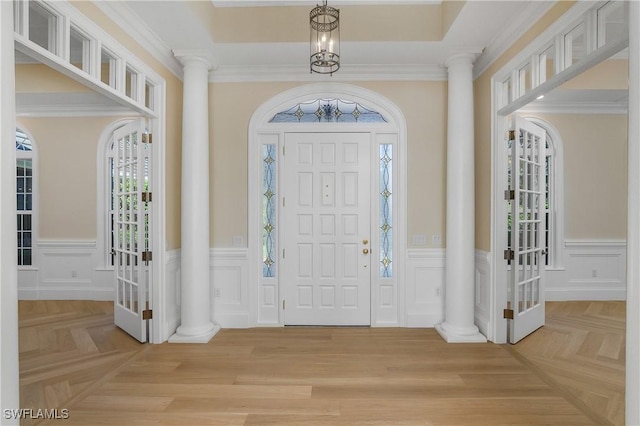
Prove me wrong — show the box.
[524,117,565,270]
[96,118,135,270]
[15,125,38,270]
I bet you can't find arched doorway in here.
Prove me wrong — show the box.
[248,83,408,327]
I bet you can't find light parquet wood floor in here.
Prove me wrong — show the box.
[510,301,626,426]
[18,300,623,426]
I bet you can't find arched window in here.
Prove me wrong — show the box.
[16,128,36,267]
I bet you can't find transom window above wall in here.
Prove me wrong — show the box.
[497,0,628,113]
[269,98,387,123]
[13,0,159,115]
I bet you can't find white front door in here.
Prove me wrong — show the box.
[506,115,546,343]
[113,119,152,342]
[283,132,371,325]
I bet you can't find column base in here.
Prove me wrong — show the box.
[168,323,220,344]
[435,322,487,343]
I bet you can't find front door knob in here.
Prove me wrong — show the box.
[363,248,369,254]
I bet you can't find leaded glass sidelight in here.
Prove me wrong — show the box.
[262,145,277,278]
[380,144,393,278]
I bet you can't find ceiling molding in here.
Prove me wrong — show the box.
[473,1,555,79]
[208,63,447,83]
[211,0,441,6]
[92,1,184,80]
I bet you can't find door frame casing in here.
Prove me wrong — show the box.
[248,83,407,327]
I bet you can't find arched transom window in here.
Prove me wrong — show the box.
[269,98,387,123]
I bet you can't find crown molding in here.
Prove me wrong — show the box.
[473,1,555,79]
[208,63,448,82]
[92,1,184,80]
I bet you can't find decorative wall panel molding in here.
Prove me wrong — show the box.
[405,248,445,327]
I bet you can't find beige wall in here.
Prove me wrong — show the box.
[17,116,127,240]
[205,4,443,43]
[528,113,628,239]
[473,1,577,251]
[16,64,90,93]
[209,81,448,248]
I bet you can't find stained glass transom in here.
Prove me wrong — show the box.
[262,144,277,278]
[380,144,393,278]
[269,98,387,123]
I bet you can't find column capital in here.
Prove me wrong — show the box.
[172,49,216,70]
[444,52,480,69]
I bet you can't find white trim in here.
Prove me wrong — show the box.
[520,101,628,115]
[248,83,407,327]
[210,63,448,83]
[474,249,491,341]
[1,0,20,412]
[627,3,640,422]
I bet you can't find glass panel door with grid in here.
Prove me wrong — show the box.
[507,116,546,343]
[113,119,152,342]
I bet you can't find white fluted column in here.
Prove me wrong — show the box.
[169,52,219,343]
[436,53,486,343]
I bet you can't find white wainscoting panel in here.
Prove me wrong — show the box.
[21,240,113,300]
[474,250,492,338]
[546,240,626,301]
[405,249,445,327]
[211,248,250,328]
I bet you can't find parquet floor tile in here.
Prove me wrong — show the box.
[18,300,624,425]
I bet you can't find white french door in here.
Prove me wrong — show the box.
[506,116,546,343]
[113,119,152,342]
[283,132,371,325]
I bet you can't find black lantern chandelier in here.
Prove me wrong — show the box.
[310,0,340,75]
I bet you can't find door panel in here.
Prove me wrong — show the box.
[113,119,151,343]
[284,133,371,325]
[507,116,546,343]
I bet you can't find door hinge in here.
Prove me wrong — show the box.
[142,192,152,202]
[142,251,152,262]
[282,248,285,259]
[504,249,514,261]
[142,309,153,320]
[283,300,285,310]
[508,130,515,141]
[503,308,514,320]
[142,133,152,144]
[504,189,515,200]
